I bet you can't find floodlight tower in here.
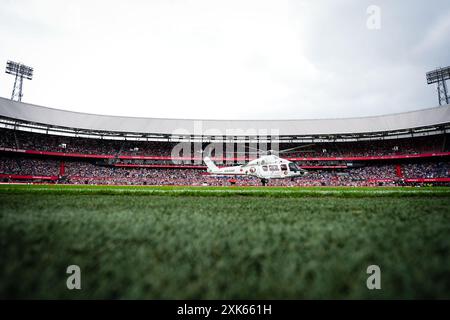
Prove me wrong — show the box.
[5,60,34,102]
[426,66,450,106]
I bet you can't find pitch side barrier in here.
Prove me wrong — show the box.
[0,174,58,181]
[404,178,450,183]
[1,148,450,162]
[2,175,450,184]
[366,178,450,183]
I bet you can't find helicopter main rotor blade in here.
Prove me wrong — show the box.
[246,145,260,151]
[278,144,315,154]
[245,145,271,155]
[245,146,270,154]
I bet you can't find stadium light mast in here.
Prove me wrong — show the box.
[5,60,34,102]
[426,66,450,106]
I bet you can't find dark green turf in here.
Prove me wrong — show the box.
[1,184,449,197]
[1,185,450,299]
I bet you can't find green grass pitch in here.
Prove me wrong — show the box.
[1,184,450,299]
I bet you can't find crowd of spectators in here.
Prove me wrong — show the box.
[279,136,447,158]
[0,157,59,176]
[0,129,177,156]
[1,156,448,186]
[1,128,449,186]
[1,129,448,159]
[403,162,450,179]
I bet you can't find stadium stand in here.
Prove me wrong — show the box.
[1,128,448,158]
[1,132,449,186]
[0,97,449,186]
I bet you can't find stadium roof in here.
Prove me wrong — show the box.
[0,97,449,138]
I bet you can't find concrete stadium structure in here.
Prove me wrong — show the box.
[1,97,449,142]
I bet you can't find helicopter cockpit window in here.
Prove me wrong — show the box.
[280,164,288,171]
[262,165,268,172]
[289,163,300,172]
[269,165,279,171]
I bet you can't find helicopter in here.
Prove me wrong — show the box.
[203,144,314,186]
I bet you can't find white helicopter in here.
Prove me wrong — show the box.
[203,145,313,186]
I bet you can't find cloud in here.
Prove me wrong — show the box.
[413,11,450,58]
[0,0,448,120]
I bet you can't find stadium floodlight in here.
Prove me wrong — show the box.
[426,66,450,106]
[5,60,34,102]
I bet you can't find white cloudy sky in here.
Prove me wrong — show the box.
[0,0,449,119]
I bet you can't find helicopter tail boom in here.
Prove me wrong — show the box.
[204,157,219,173]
